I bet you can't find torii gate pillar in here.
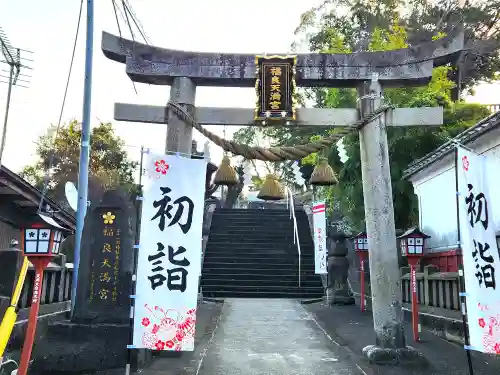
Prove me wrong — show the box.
[358,79,406,353]
[166,77,196,154]
[102,29,463,365]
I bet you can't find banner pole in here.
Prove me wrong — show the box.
[359,252,365,312]
[125,147,145,375]
[454,146,475,375]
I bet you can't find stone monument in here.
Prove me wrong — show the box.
[101,29,465,364]
[33,190,150,373]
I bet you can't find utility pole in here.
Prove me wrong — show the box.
[72,0,94,313]
[0,27,32,165]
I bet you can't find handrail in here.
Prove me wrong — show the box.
[286,187,301,287]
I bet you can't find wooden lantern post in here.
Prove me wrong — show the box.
[353,232,369,312]
[398,227,430,342]
[18,222,67,375]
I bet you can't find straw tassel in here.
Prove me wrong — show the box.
[213,155,238,185]
[309,160,338,186]
[257,174,285,201]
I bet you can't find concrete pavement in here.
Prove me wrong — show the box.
[196,298,364,375]
[305,301,500,375]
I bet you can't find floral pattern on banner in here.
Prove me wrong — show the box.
[140,304,196,351]
[155,160,169,175]
[477,303,500,354]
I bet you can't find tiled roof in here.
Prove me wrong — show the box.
[0,165,75,229]
[402,110,500,179]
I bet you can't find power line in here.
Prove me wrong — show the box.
[111,0,128,32]
[0,28,34,164]
[0,74,29,83]
[38,0,84,213]
[111,0,123,39]
[122,0,151,44]
[121,0,136,42]
[1,69,31,78]
[111,0,138,94]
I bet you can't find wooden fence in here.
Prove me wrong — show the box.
[401,265,460,311]
[17,255,73,312]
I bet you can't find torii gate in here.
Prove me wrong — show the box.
[102,30,464,363]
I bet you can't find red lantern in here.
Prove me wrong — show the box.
[399,227,429,258]
[353,231,368,253]
[18,221,69,375]
[397,227,430,342]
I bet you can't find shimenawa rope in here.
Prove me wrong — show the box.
[166,101,393,161]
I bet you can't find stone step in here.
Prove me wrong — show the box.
[209,224,299,231]
[213,208,293,214]
[201,266,314,276]
[203,208,321,299]
[202,289,324,299]
[204,246,314,253]
[207,235,301,243]
[203,253,315,260]
[203,261,311,269]
[201,272,321,282]
[201,285,324,299]
[201,278,322,288]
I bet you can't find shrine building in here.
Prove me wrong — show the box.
[403,110,500,272]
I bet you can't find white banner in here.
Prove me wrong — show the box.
[133,152,207,351]
[457,147,500,354]
[312,201,327,274]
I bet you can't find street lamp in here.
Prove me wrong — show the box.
[18,222,67,375]
[398,227,430,342]
[353,231,369,312]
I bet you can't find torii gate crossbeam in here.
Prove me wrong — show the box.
[101,30,464,364]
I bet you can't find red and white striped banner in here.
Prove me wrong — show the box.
[312,202,326,214]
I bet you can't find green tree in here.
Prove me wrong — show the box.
[21,120,138,212]
[294,0,500,92]
[314,25,491,230]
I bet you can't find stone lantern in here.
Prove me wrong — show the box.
[326,227,354,306]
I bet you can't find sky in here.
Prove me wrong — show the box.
[0,0,499,177]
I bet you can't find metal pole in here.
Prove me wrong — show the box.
[72,0,94,313]
[0,64,14,165]
[125,147,145,375]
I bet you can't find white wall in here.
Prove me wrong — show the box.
[410,126,500,252]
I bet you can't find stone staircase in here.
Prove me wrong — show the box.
[201,208,324,299]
